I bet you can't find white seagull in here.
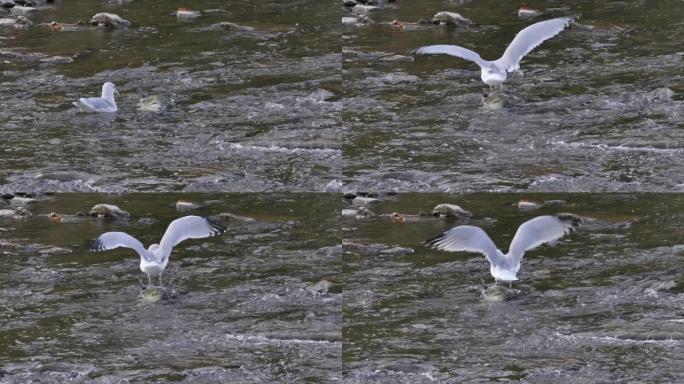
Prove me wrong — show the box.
[412,17,573,92]
[73,82,119,112]
[91,215,226,286]
[425,214,582,285]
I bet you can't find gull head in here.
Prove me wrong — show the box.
[148,243,160,252]
[101,82,120,99]
[480,65,507,87]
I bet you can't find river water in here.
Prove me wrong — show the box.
[343,193,684,382]
[342,0,684,192]
[0,193,341,382]
[0,0,340,192]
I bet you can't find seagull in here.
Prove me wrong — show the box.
[73,82,119,112]
[412,17,573,93]
[425,214,582,285]
[91,215,226,287]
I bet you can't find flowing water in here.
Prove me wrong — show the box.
[342,0,684,192]
[0,193,341,382]
[0,0,340,192]
[343,193,684,382]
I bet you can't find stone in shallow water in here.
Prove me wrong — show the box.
[89,203,130,219]
[432,203,471,218]
[90,12,131,28]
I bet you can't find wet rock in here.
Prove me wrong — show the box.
[176,200,201,212]
[90,12,131,28]
[214,21,255,32]
[306,280,330,295]
[176,8,200,19]
[352,5,380,14]
[10,6,36,16]
[324,179,342,192]
[0,15,31,28]
[517,200,541,211]
[0,207,31,219]
[39,55,73,64]
[138,286,171,304]
[482,93,503,110]
[351,196,380,206]
[543,200,566,206]
[217,212,255,222]
[38,246,71,255]
[432,203,472,218]
[380,54,413,63]
[342,14,373,26]
[342,207,374,219]
[9,196,38,206]
[481,285,521,301]
[432,11,472,26]
[517,7,542,19]
[137,95,167,112]
[89,203,130,219]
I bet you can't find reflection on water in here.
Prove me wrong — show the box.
[342,0,684,192]
[0,193,341,382]
[0,0,341,192]
[343,193,684,382]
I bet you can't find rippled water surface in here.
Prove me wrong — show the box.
[0,193,341,382]
[0,0,340,192]
[342,0,684,192]
[343,193,684,382]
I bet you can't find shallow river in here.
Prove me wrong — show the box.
[343,0,684,192]
[343,193,684,382]
[0,193,341,382]
[1,0,340,192]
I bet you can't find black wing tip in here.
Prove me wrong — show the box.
[90,238,104,252]
[424,232,447,248]
[206,218,227,235]
[555,213,584,230]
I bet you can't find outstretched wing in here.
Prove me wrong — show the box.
[495,17,572,72]
[507,214,582,263]
[158,216,226,255]
[425,225,504,266]
[91,232,152,261]
[412,45,486,67]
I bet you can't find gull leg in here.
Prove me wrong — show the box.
[508,281,513,289]
[147,274,152,288]
[158,274,163,287]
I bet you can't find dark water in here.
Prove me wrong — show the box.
[0,0,340,193]
[342,0,684,192]
[0,193,341,382]
[343,193,684,382]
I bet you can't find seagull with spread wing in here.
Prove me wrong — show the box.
[425,214,582,285]
[73,82,119,113]
[412,17,573,93]
[91,215,226,287]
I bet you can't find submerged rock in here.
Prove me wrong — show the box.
[482,93,503,110]
[216,212,255,222]
[0,207,31,219]
[0,15,31,28]
[9,196,38,206]
[214,21,255,32]
[90,12,131,28]
[138,286,172,304]
[342,207,374,219]
[432,203,472,218]
[351,196,380,206]
[89,203,130,219]
[432,11,472,26]
[137,94,168,112]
